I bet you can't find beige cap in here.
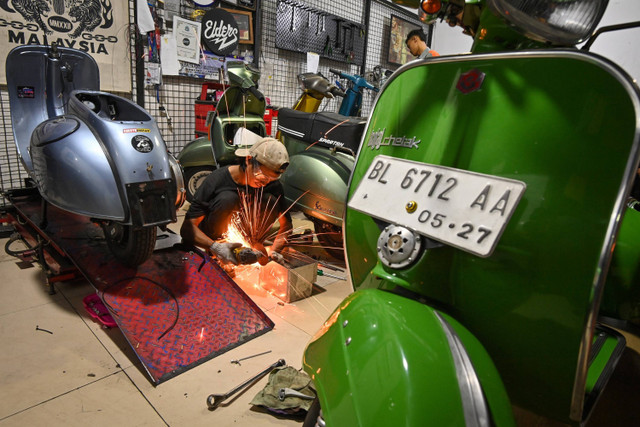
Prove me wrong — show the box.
[236,137,289,172]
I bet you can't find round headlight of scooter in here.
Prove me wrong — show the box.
[377,225,423,269]
[487,0,609,46]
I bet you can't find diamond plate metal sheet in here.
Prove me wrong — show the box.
[10,192,274,384]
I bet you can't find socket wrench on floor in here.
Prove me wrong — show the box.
[278,387,315,401]
[207,359,286,410]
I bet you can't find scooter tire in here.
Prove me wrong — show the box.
[184,166,215,202]
[103,223,157,267]
[302,398,322,427]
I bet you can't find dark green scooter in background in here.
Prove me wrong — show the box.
[177,61,267,201]
[303,0,640,425]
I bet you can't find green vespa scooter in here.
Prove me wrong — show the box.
[177,61,267,201]
[303,0,640,426]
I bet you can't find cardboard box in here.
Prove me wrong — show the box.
[258,251,317,303]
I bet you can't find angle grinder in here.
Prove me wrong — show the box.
[233,247,265,265]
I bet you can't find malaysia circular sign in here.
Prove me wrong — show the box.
[201,8,239,56]
[131,135,154,153]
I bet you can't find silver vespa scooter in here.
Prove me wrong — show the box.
[5,43,185,266]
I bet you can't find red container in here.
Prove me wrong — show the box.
[195,82,225,137]
[264,106,278,137]
[82,293,118,328]
[195,83,278,137]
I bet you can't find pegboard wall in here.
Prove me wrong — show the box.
[0,0,428,207]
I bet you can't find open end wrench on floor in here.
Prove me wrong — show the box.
[206,359,286,410]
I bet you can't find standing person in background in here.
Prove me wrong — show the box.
[405,29,440,59]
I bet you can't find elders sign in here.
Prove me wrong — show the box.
[201,8,239,56]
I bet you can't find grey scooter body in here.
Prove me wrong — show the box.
[6,44,184,265]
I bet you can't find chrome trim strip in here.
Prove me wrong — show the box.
[434,311,490,427]
[277,125,305,138]
[349,50,640,421]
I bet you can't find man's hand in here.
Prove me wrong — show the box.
[269,251,285,265]
[210,242,242,264]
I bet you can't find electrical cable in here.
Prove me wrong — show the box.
[100,275,179,341]
[4,232,42,258]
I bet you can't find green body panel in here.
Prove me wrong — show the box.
[600,208,640,325]
[303,289,515,426]
[343,52,640,422]
[176,136,214,168]
[177,115,266,169]
[177,79,266,170]
[209,115,266,166]
[216,86,265,117]
[280,133,354,226]
[584,326,625,396]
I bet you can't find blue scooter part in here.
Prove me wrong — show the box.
[330,68,379,117]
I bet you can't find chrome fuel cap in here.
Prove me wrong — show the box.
[377,225,422,269]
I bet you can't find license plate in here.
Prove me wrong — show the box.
[348,155,526,257]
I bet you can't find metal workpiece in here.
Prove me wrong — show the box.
[278,387,315,401]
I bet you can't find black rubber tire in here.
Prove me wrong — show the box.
[103,223,156,267]
[302,398,321,427]
[184,166,214,202]
[311,218,344,260]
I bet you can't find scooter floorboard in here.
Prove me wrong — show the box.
[4,188,274,384]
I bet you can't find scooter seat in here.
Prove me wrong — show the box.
[278,108,366,153]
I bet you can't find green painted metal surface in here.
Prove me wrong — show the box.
[303,289,515,426]
[209,115,266,166]
[342,52,639,422]
[601,208,640,325]
[176,136,214,168]
[280,134,354,226]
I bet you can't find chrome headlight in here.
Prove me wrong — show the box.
[488,0,609,45]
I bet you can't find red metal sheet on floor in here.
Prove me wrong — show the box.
[9,191,274,384]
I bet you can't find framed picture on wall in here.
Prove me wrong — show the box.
[223,8,254,44]
[388,14,421,65]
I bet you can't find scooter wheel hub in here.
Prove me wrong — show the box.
[377,225,422,269]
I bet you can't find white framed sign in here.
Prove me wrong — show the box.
[173,16,202,64]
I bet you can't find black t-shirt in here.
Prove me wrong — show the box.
[186,166,289,220]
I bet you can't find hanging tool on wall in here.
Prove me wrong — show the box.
[334,18,343,51]
[323,34,332,55]
[347,24,356,62]
[156,85,173,127]
[290,2,297,32]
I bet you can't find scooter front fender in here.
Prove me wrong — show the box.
[176,136,215,168]
[303,289,515,426]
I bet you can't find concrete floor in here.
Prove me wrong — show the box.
[0,207,638,426]
[0,208,352,426]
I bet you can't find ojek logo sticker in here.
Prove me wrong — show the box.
[131,135,154,153]
[368,128,421,150]
[201,8,239,56]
